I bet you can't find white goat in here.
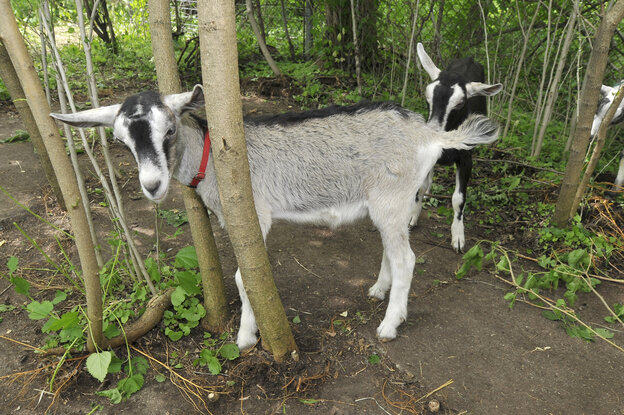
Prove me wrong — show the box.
[51,85,499,350]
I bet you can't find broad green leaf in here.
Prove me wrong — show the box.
[219,343,240,361]
[174,270,201,295]
[542,310,560,321]
[128,357,149,376]
[175,246,198,269]
[52,291,67,305]
[97,388,122,404]
[165,327,183,341]
[292,315,301,324]
[26,300,53,320]
[206,355,222,375]
[11,277,30,296]
[118,374,144,398]
[567,249,588,268]
[594,328,614,339]
[171,286,187,307]
[59,326,83,343]
[103,323,121,339]
[45,311,79,332]
[144,257,161,283]
[108,356,123,374]
[155,374,166,383]
[7,257,18,274]
[87,351,112,382]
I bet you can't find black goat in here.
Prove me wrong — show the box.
[410,43,503,252]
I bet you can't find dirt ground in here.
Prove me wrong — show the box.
[1,89,623,415]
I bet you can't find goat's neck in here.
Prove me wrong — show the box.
[172,116,206,186]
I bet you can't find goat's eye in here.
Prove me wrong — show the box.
[166,127,176,136]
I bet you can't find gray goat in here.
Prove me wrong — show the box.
[51,85,499,350]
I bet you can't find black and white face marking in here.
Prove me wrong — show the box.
[416,42,502,132]
[113,92,178,202]
[591,83,624,137]
[49,85,205,204]
[425,77,467,131]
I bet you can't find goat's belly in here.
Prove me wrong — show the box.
[273,201,368,228]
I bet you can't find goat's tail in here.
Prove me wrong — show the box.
[441,114,500,150]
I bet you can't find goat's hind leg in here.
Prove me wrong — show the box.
[368,252,391,301]
[234,207,272,351]
[409,168,434,227]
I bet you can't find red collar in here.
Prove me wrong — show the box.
[189,129,211,188]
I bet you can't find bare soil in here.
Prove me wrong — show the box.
[1,86,623,415]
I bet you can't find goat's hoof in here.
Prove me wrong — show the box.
[368,285,387,301]
[376,322,397,341]
[236,332,258,352]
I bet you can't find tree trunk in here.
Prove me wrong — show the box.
[279,0,296,61]
[0,42,64,209]
[401,1,419,106]
[349,0,362,95]
[532,2,578,158]
[148,0,230,331]
[197,0,298,362]
[503,1,540,138]
[0,0,103,352]
[304,0,312,59]
[553,0,624,227]
[573,86,624,209]
[245,0,281,76]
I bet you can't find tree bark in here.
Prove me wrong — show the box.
[245,0,281,76]
[532,1,578,158]
[573,86,624,209]
[349,0,362,95]
[553,0,624,227]
[279,0,296,61]
[0,0,103,352]
[148,0,229,331]
[0,41,64,209]
[304,0,312,59]
[197,0,298,362]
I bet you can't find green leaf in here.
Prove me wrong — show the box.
[10,277,30,296]
[292,315,301,324]
[567,249,588,268]
[118,374,144,398]
[52,291,67,305]
[7,257,18,274]
[87,351,112,382]
[44,311,79,332]
[165,327,183,341]
[219,343,240,361]
[175,246,198,269]
[97,388,122,404]
[155,374,167,383]
[0,304,15,313]
[103,323,121,339]
[542,310,560,321]
[108,356,123,374]
[496,256,509,272]
[128,357,149,376]
[175,270,201,295]
[26,300,53,320]
[206,355,222,375]
[594,328,614,339]
[171,286,188,307]
[144,257,162,283]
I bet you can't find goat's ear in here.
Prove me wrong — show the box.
[416,43,441,80]
[50,104,121,127]
[163,84,205,116]
[466,82,503,98]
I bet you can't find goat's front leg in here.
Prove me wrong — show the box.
[451,154,472,253]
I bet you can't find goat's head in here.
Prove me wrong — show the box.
[51,85,205,202]
[416,43,502,131]
[591,82,624,138]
